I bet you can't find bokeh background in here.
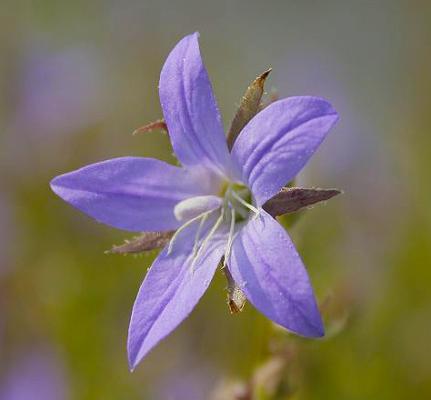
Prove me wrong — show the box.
[1,1,430,399]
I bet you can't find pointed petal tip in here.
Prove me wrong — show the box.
[332,111,340,125]
[127,307,149,370]
[276,309,325,339]
[323,100,339,122]
[303,313,325,338]
[49,177,57,192]
[285,317,325,339]
[320,98,339,119]
[297,95,339,121]
[127,336,142,372]
[128,362,137,373]
[300,303,325,338]
[311,321,325,338]
[181,31,200,43]
[128,357,137,372]
[49,174,65,197]
[128,353,136,372]
[49,174,59,188]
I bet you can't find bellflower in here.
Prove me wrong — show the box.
[50,32,339,370]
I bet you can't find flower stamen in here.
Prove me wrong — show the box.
[229,189,259,215]
[168,208,216,255]
[223,204,236,268]
[190,207,225,272]
[192,211,209,257]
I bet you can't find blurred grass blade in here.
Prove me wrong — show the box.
[263,187,342,218]
[107,231,174,254]
[227,68,272,150]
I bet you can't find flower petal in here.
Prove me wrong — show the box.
[159,32,232,178]
[231,96,339,205]
[228,210,324,337]
[50,157,206,232]
[127,219,227,369]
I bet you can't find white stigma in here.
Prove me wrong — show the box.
[174,195,223,222]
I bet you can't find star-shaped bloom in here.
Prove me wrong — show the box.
[50,33,339,370]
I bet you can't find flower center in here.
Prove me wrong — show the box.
[169,183,258,271]
[222,183,257,221]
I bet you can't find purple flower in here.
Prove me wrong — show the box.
[0,349,70,400]
[50,33,339,370]
[15,46,106,138]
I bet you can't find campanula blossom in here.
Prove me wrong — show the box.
[0,349,70,400]
[50,32,339,370]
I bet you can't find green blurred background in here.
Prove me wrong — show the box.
[1,1,430,399]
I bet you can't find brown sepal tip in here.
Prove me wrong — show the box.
[132,119,168,136]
